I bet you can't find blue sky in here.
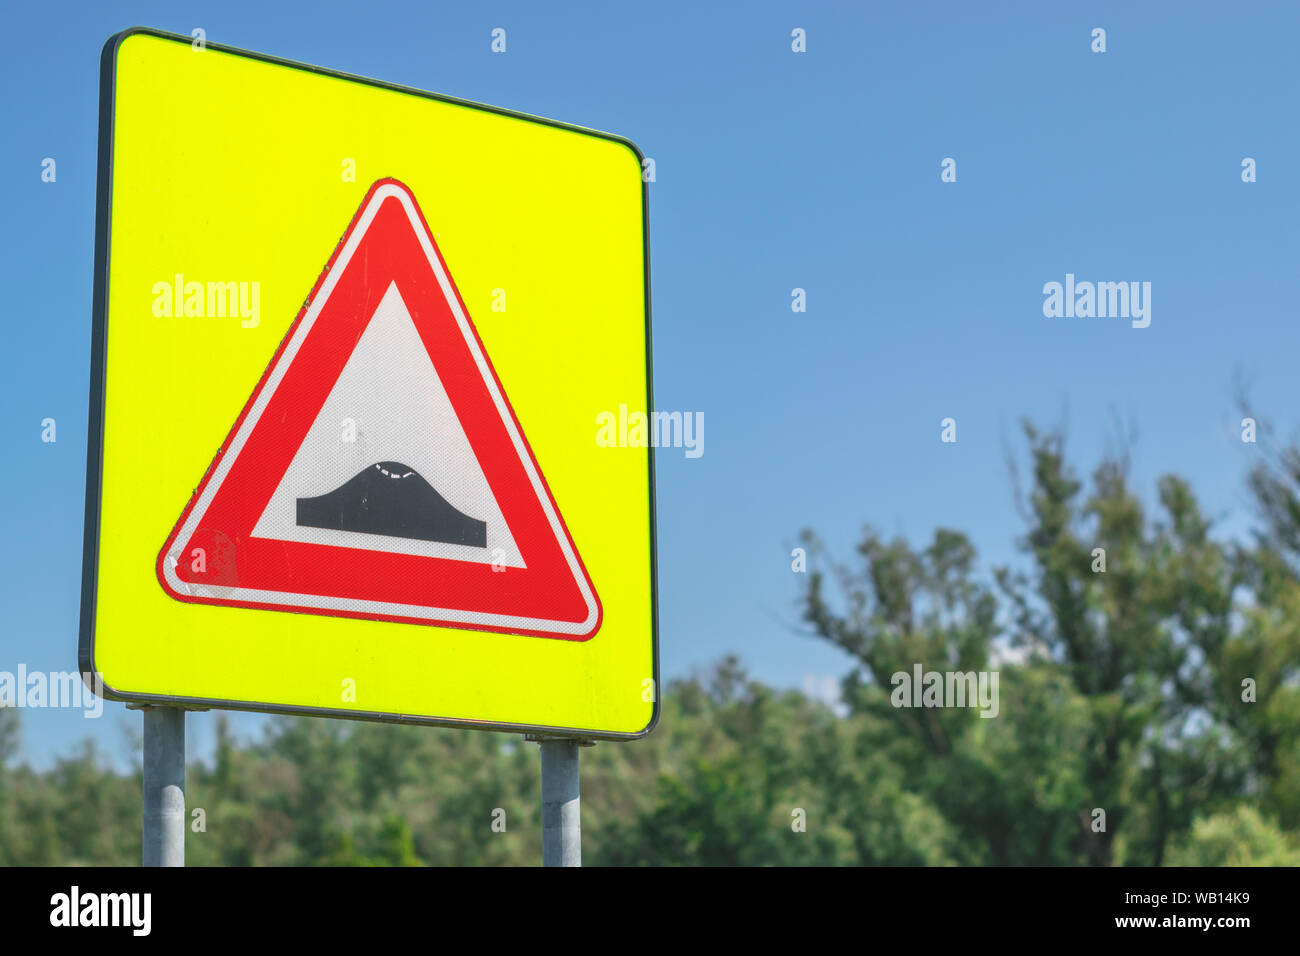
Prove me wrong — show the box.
[2,0,1299,767]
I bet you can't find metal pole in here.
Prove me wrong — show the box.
[142,706,185,867]
[536,737,583,866]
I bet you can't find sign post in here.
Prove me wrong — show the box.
[529,736,593,866]
[139,706,185,867]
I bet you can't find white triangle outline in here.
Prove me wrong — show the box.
[160,183,599,636]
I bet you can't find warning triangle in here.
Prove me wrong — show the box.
[157,179,601,641]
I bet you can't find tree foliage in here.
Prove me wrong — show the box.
[1,423,1295,865]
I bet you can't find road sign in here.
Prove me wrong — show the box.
[80,28,657,738]
[158,179,602,640]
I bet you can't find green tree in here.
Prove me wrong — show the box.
[798,423,1284,865]
[4,421,1298,867]
[1166,806,1300,866]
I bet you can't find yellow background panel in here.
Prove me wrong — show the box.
[87,31,655,736]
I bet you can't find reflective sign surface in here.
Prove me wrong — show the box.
[81,29,656,738]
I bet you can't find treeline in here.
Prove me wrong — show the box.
[1,423,1298,865]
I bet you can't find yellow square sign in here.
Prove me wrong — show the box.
[79,28,658,738]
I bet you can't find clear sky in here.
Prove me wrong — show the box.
[3,0,1299,767]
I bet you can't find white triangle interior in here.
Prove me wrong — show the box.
[250,281,525,568]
